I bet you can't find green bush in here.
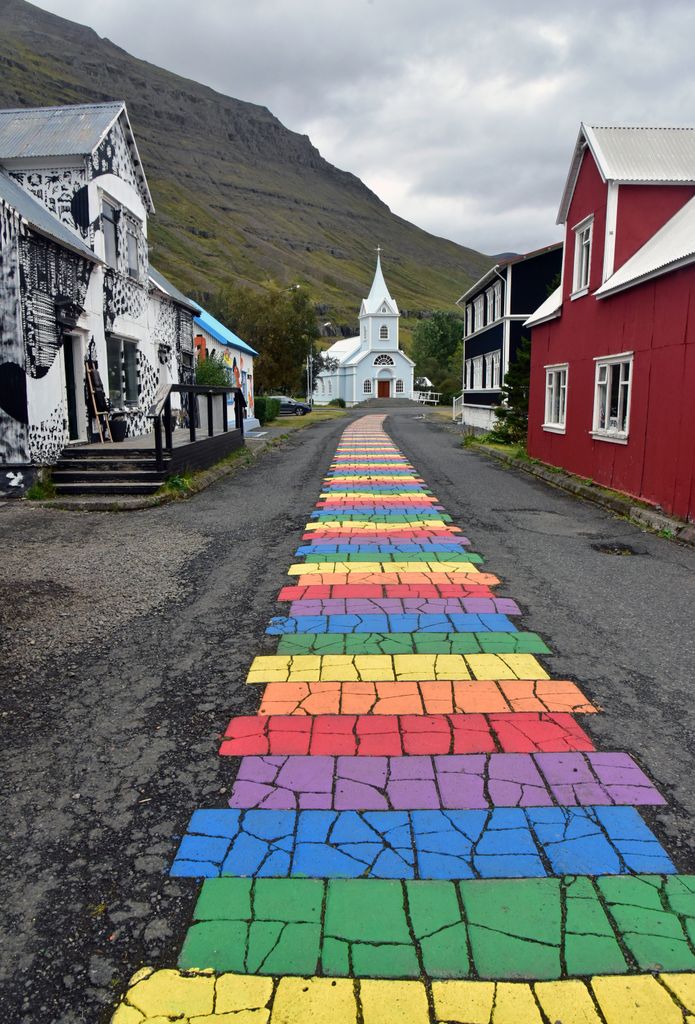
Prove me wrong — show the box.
[255,397,281,425]
[328,397,346,407]
[195,350,231,386]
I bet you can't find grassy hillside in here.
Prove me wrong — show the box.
[0,0,492,333]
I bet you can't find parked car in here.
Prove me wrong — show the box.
[268,395,312,416]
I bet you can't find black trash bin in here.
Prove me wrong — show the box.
[109,415,128,442]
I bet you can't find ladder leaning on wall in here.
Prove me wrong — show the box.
[85,358,113,443]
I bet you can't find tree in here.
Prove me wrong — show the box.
[492,335,532,443]
[212,282,319,394]
[411,312,464,395]
[306,349,338,397]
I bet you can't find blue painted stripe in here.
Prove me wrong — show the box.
[170,806,675,880]
[266,612,518,634]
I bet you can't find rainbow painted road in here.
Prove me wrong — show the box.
[112,415,695,1024]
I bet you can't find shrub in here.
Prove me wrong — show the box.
[328,397,346,407]
[255,397,281,425]
[195,350,231,386]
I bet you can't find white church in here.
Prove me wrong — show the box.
[313,252,415,406]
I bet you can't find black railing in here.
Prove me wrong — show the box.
[148,383,244,471]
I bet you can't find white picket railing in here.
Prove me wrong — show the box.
[414,390,442,405]
[452,392,464,421]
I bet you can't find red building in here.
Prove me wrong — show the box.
[526,124,695,521]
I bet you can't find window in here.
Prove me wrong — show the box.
[492,280,502,321]
[327,379,332,394]
[395,379,404,393]
[593,354,632,440]
[379,324,389,340]
[374,354,394,366]
[544,364,568,430]
[362,325,366,340]
[126,227,140,279]
[465,304,473,337]
[107,338,139,407]
[363,379,372,394]
[484,353,493,388]
[573,216,593,294]
[492,350,501,388]
[102,200,118,269]
[485,288,495,324]
[473,295,484,331]
[472,356,483,389]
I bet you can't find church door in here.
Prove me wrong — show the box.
[377,379,390,398]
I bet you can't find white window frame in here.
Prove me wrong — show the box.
[107,337,139,408]
[543,363,568,433]
[472,355,483,389]
[591,352,633,443]
[465,304,473,337]
[379,324,389,340]
[485,287,495,325]
[484,353,494,389]
[572,215,593,297]
[363,378,372,394]
[473,295,484,331]
[492,280,502,321]
[395,378,404,394]
[492,350,501,389]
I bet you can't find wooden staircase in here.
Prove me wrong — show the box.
[52,447,171,496]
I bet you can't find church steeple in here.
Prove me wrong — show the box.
[363,248,399,316]
[359,248,400,351]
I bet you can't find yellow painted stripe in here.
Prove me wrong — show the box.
[245,652,549,683]
[112,969,695,1023]
[287,561,479,575]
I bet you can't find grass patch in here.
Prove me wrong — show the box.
[268,407,348,433]
[24,472,56,500]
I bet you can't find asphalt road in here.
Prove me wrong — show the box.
[1,407,694,1023]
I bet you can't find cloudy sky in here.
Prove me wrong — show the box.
[33,0,695,255]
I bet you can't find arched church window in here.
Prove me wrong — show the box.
[362,325,366,339]
[374,354,394,366]
[363,379,372,394]
[327,379,332,394]
[395,379,404,393]
[379,325,389,340]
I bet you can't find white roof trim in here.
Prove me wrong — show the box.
[524,285,562,328]
[595,194,695,298]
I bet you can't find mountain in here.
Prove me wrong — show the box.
[0,0,492,330]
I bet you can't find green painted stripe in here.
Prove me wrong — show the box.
[179,875,695,980]
[275,631,551,655]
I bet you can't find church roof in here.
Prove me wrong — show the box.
[361,252,399,316]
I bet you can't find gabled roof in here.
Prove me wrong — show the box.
[0,168,98,262]
[193,306,258,358]
[558,123,695,224]
[456,243,562,305]
[361,253,399,316]
[524,285,562,328]
[0,102,154,213]
[595,195,695,299]
[149,266,198,313]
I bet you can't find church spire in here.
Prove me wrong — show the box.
[364,248,398,315]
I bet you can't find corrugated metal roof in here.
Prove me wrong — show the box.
[524,285,562,328]
[149,266,198,313]
[558,123,695,223]
[0,102,124,159]
[0,169,98,261]
[585,124,695,183]
[194,307,258,357]
[595,195,695,298]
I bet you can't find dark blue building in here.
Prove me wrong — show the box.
[455,243,562,430]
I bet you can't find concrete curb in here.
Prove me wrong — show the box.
[475,444,695,547]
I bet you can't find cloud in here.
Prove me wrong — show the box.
[31,0,695,254]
